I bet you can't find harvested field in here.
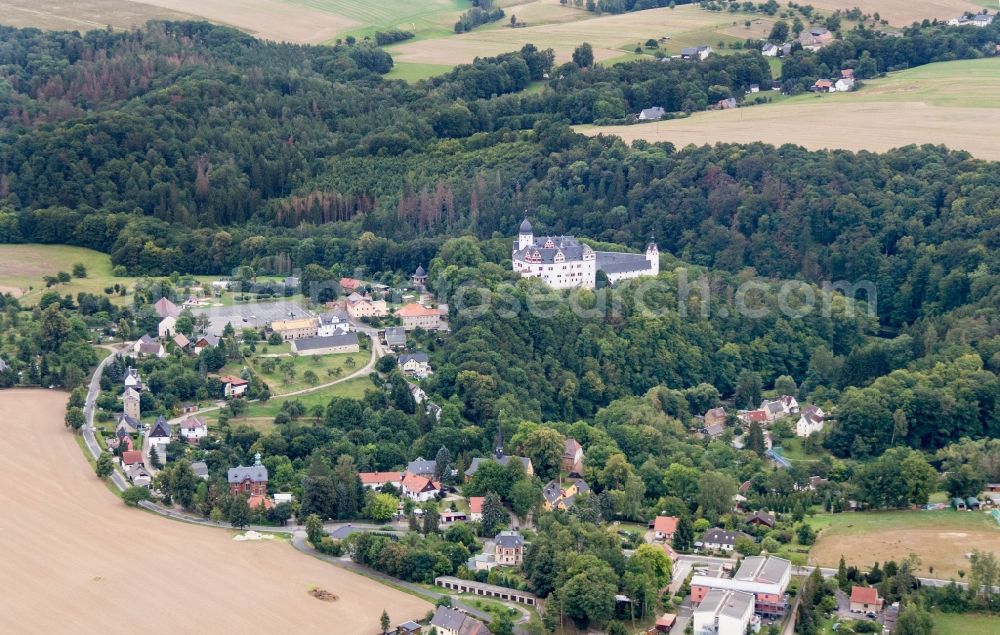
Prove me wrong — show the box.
[579,59,1000,161]
[0,389,430,634]
[389,4,775,65]
[808,510,1000,579]
[0,0,197,31]
[801,0,982,26]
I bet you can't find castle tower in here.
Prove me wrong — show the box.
[646,233,660,276]
[518,217,533,251]
[123,387,141,421]
[494,425,505,460]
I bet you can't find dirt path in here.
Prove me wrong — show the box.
[0,389,430,634]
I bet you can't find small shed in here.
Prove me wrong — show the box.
[952,497,967,511]
[655,613,677,632]
[967,497,981,510]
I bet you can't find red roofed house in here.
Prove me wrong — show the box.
[742,409,767,425]
[339,277,363,292]
[220,375,248,398]
[653,515,679,541]
[401,471,441,502]
[469,496,484,522]
[850,586,883,614]
[121,450,143,469]
[654,613,677,632]
[359,471,404,492]
[397,303,444,330]
[812,79,834,93]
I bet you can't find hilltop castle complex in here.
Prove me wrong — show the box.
[511,218,659,289]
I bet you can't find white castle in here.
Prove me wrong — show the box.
[512,218,659,289]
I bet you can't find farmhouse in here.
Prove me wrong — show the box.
[291,332,360,355]
[799,27,833,51]
[228,453,268,497]
[220,375,248,398]
[638,106,665,120]
[494,531,525,565]
[652,515,679,541]
[398,352,432,378]
[397,303,445,330]
[698,527,751,552]
[271,317,318,341]
[681,45,713,60]
[512,218,659,289]
[850,586,883,613]
[692,589,755,635]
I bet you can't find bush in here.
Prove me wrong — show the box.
[122,486,151,507]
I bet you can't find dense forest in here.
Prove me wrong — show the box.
[1,16,999,632]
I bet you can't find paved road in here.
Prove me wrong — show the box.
[83,342,129,492]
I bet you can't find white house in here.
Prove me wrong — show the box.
[681,45,714,60]
[638,106,665,120]
[317,311,352,336]
[398,353,432,378]
[693,589,755,635]
[158,315,177,338]
[124,367,143,391]
[127,464,152,488]
[147,417,171,463]
[512,218,659,289]
[401,471,440,502]
[359,471,404,491]
[133,334,165,358]
[761,43,778,57]
[179,416,208,443]
[834,77,855,92]
[698,528,751,552]
[795,405,825,437]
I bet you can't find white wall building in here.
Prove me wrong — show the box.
[512,218,659,289]
[796,405,826,437]
[693,589,755,635]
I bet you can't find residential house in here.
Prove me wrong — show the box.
[717,97,737,109]
[191,461,209,480]
[429,606,490,635]
[761,43,779,56]
[152,297,180,319]
[123,387,141,421]
[271,317,318,341]
[124,366,143,391]
[747,84,760,94]
[359,471,404,491]
[795,405,825,437]
[114,424,135,452]
[638,106,666,121]
[745,510,775,528]
[740,409,767,426]
[121,450,143,469]
[180,403,198,414]
[127,464,152,488]
[339,277,363,293]
[291,332,360,355]
[133,334,165,358]
[692,589,755,635]
[179,416,208,443]
[835,76,855,92]
[395,620,423,635]
[398,353,432,378]
[384,326,407,349]
[229,453,268,498]
[698,528,751,552]
[465,454,533,481]
[850,586,883,613]
[812,79,834,93]
[653,515,680,541]
[563,438,584,475]
[117,413,140,434]
[172,333,190,350]
[158,315,176,338]
[759,399,792,423]
[440,510,468,524]
[494,531,525,566]
[407,457,437,477]
[148,416,171,463]
[220,375,248,398]
[193,334,220,354]
[681,45,713,60]
[398,303,444,330]
[542,478,590,511]
[317,311,352,336]
[799,27,833,50]
[704,407,727,428]
[468,496,484,522]
[401,471,441,502]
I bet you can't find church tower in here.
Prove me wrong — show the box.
[646,233,660,276]
[518,217,533,251]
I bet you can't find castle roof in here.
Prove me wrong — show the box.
[414,264,426,277]
[519,217,532,233]
[513,235,591,263]
[595,251,654,274]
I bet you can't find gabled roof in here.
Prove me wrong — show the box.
[191,461,209,477]
[385,326,407,345]
[122,450,143,465]
[397,303,441,318]
[172,333,190,348]
[180,416,206,431]
[228,463,268,483]
[401,471,439,493]
[153,297,180,318]
[468,496,484,514]
[117,413,139,432]
[293,333,359,351]
[495,531,523,549]
[149,417,171,438]
[746,510,775,527]
[195,334,219,348]
[399,352,430,365]
[407,457,436,475]
[654,516,679,533]
[564,438,583,458]
[701,527,749,546]
[359,471,403,485]
[219,375,248,386]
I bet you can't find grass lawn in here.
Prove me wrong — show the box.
[774,436,830,463]
[203,376,374,427]
[809,509,1000,579]
[286,0,468,42]
[250,351,364,394]
[385,62,454,82]
[932,612,1000,635]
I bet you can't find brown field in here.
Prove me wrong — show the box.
[0,0,197,31]
[802,0,982,26]
[0,389,430,634]
[390,4,775,65]
[579,101,1000,161]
